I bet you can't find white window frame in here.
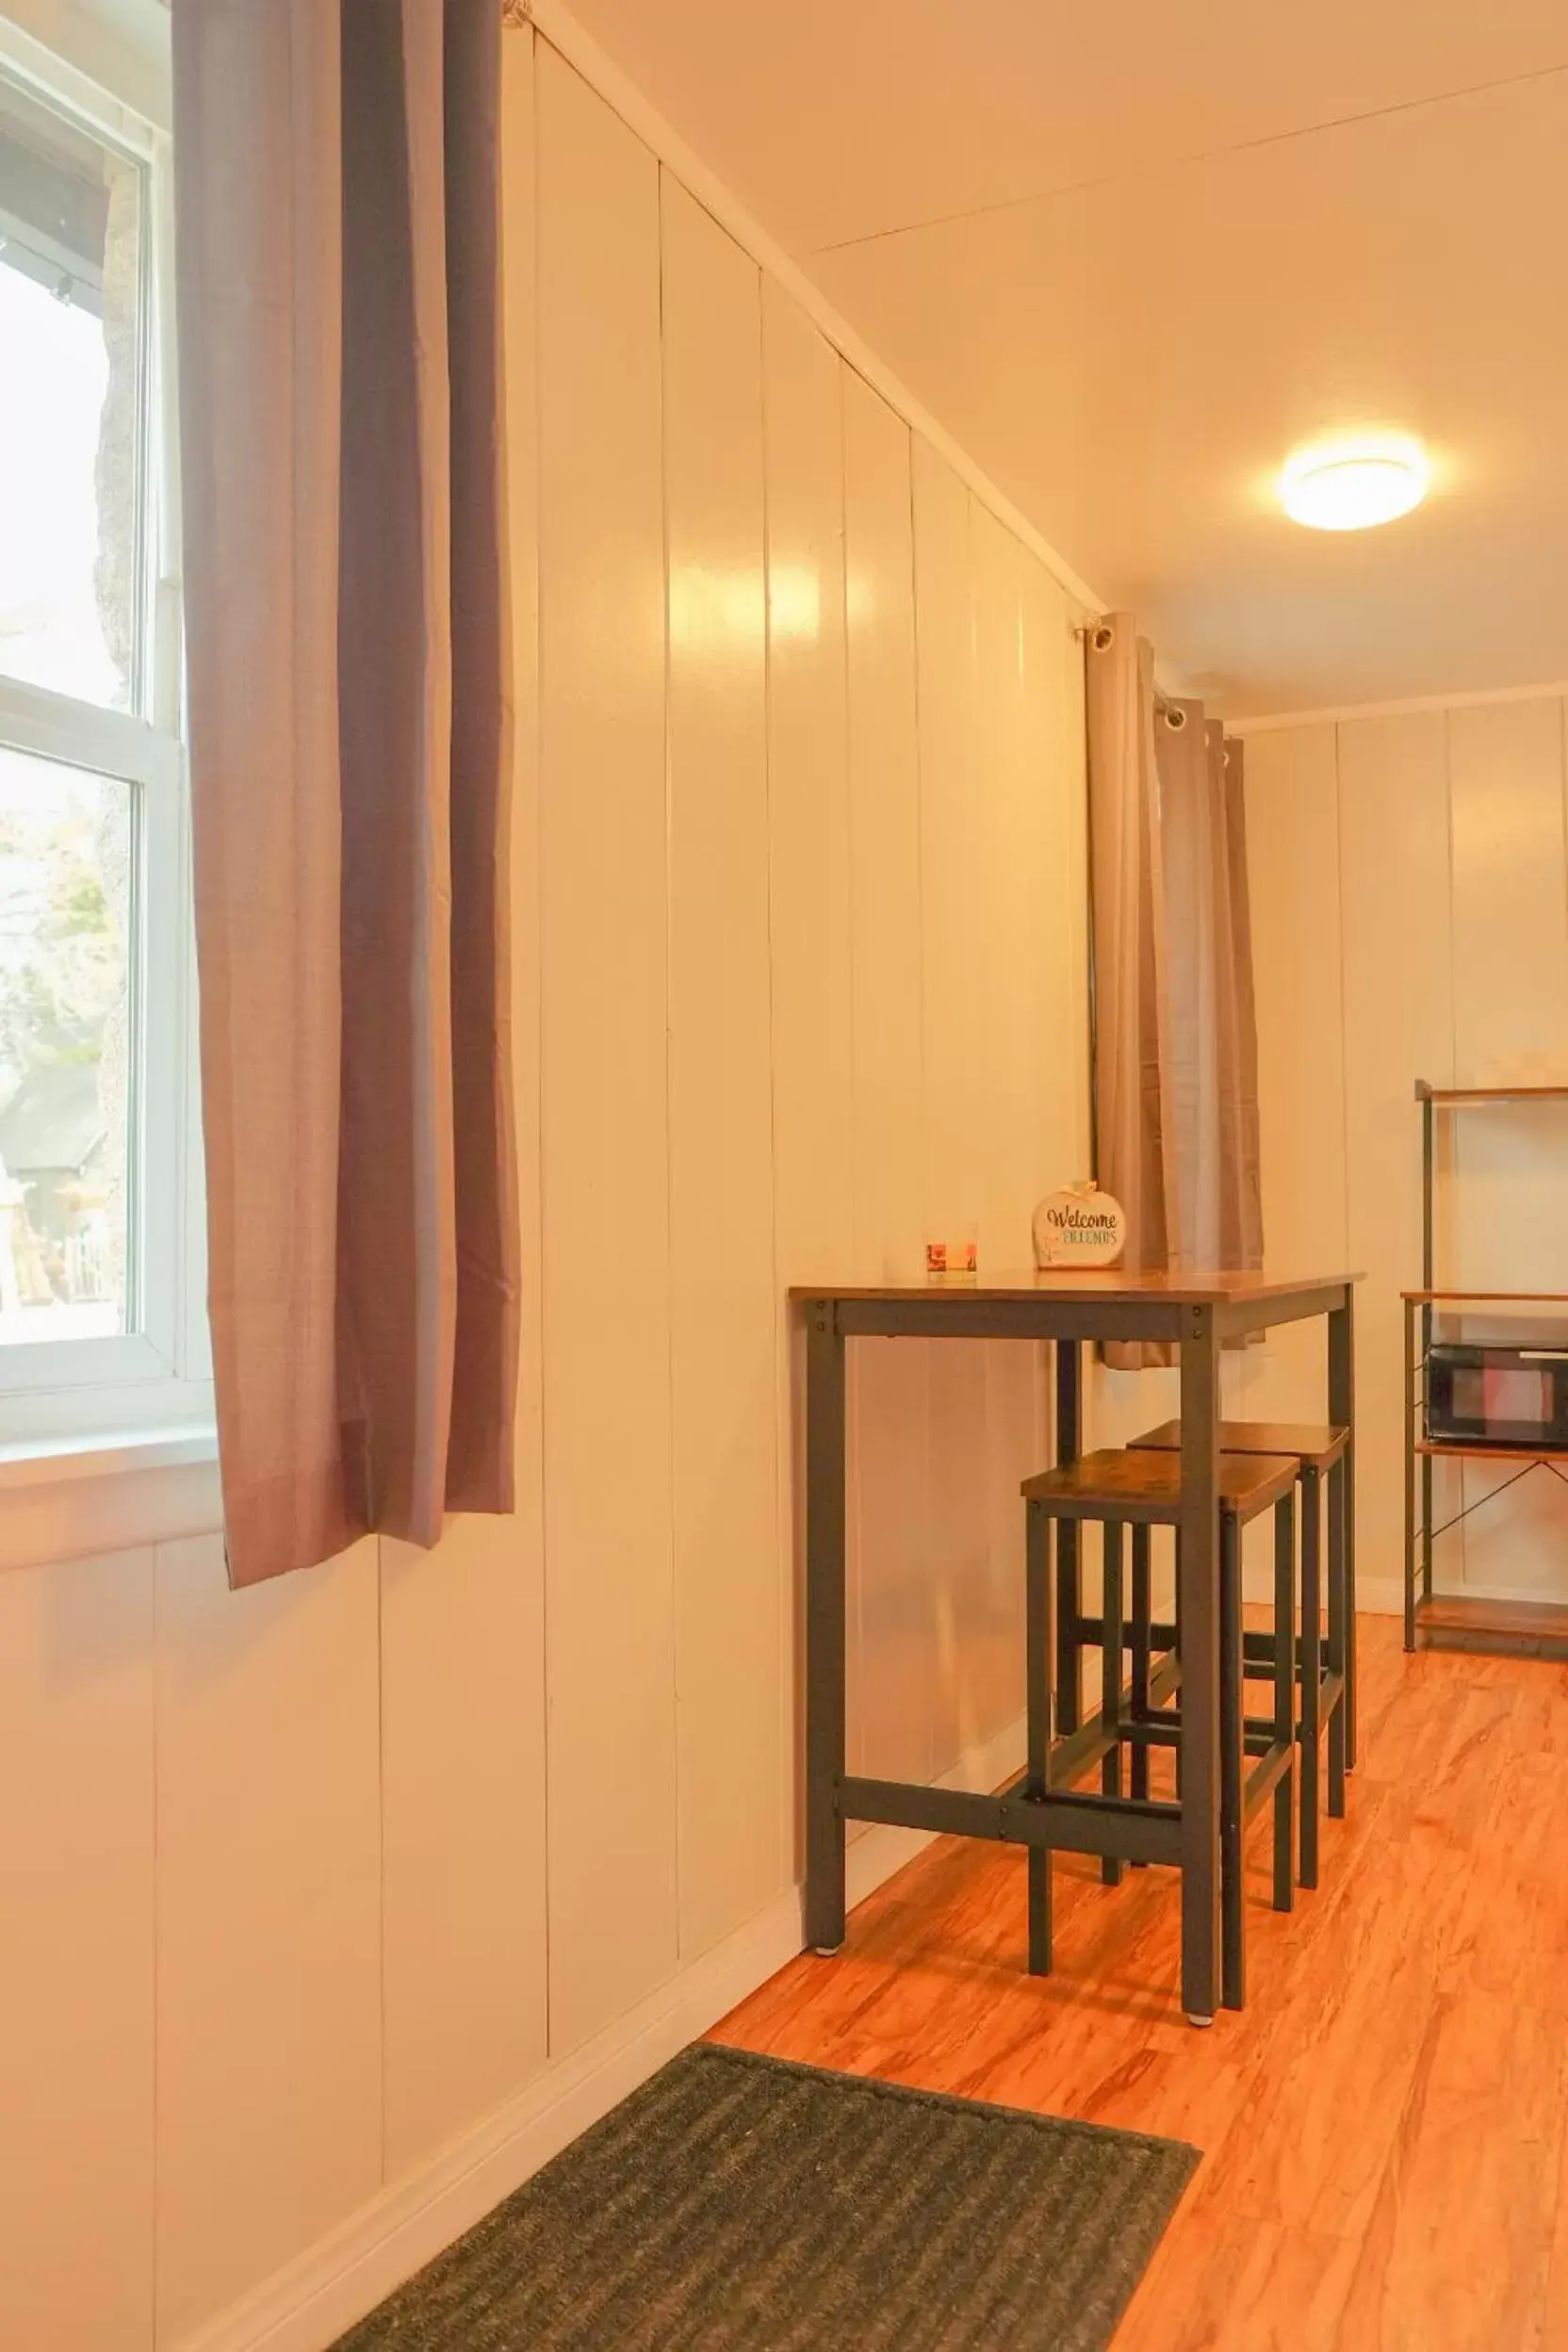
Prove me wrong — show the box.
[0,7,210,1446]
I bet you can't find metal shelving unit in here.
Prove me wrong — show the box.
[1403,1080,1568,1658]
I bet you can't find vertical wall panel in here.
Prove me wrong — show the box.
[1449,698,1568,1094]
[1228,724,1348,1574]
[1021,557,1079,1510]
[972,503,1035,1737]
[380,23,549,2185]
[843,370,924,1282]
[155,1536,383,2344]
[913,438,980,1249]
[536,47,678,2053]
[380,1515,548,2180]
[851,1336,935,1784]
[1023,564,1086,1477]
[1241,725,1348,1422]
[842,370,931,1784]
[661,174,782,1958]
[506,19,551,1968]
[1020,561,1074,1195]
[1335,713,1458,1590]
[1447,697,1568,1591]
[972,503,1036,1264]
[1054,587,1093,1186]
[911,438,988,1767]
[763,282,853,1290]
[760,277,851,1877]
[0,1551,154,2352]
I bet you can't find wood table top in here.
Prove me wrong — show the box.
[792,1267,1361,1306]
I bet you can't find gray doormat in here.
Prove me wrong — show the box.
[334,2043,1198,2352]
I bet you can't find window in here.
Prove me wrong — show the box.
[0,7,206,1443]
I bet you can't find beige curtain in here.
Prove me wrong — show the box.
[1157,705,1264,1278]
[1085,618,1179,1367]
[172,0,518,1585]
[1085,619,1262,1361]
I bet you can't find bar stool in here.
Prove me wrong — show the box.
[1128,1420,1350,1889]
[1021,1446,1299,2013]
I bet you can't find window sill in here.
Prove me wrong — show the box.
[0,1422,222,1574]
[0,1421,217,1490]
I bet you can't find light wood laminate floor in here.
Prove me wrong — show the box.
[711,1617,1568,2350]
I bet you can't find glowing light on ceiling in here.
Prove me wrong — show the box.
[1279,435,1429,531]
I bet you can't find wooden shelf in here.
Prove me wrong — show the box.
[1403,1287,1568,1304]
[1414,1592,1568,1658]
[1410,1078,1568,1656]
[1415,1082,1568,1104]
[1415,1438,1568,1463]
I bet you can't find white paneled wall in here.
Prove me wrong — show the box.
[1243,694,1568,1603]
[760,271,853,1886]
[661,175,783,1964]
[535,41,679,2059]
[0,27,1092,2352]
[1446,701,1568,1586]
[0,1551,155,2352]
[154,1536,384,2344]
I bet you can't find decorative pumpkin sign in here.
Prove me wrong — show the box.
[1033,1181,1128,1269]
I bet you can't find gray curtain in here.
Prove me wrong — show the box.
[172,0,519,1585]
[1086,619,1261,1362]
[1085,619,1178,1367]
[1158,704,1263,1279]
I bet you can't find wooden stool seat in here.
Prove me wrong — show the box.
[1129,1418,1348,1474]
[1022,1446,1299,1522]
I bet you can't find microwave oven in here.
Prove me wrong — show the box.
[1426,1340,1568,1451]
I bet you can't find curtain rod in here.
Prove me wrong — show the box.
[1075,620,1207,729]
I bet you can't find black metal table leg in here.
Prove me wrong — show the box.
[1329,1294,1357,1768]
[1130,1525,1152,1821]
[1403,1294,1417,1654]
[1219,1508,1246,2010]
[1299,1468,1322,1886]
[1054,1339,1084,1734]
[1101,1519,1125,1888]
[1272,1488,1297,1915]
[1327,1447,1348,1821]
[1179,1305,1222,2026]
[1025,1499,1053,1974]
[804,1301,847,1954]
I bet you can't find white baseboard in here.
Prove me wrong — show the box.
[173,1707,1028,2352]
[172,1893,805,2352]
[1242,1563,1403,1619]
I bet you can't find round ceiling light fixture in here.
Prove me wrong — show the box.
[1279,434,1429,531]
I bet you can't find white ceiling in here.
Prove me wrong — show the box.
[565,0,1568,715]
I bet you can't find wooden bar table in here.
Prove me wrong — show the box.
[797,1267,1359,2026]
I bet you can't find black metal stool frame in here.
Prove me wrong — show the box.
[1242,1451,1349,1888]
[1023,1462,1298,2013]
[1129,1423,1351,1890]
